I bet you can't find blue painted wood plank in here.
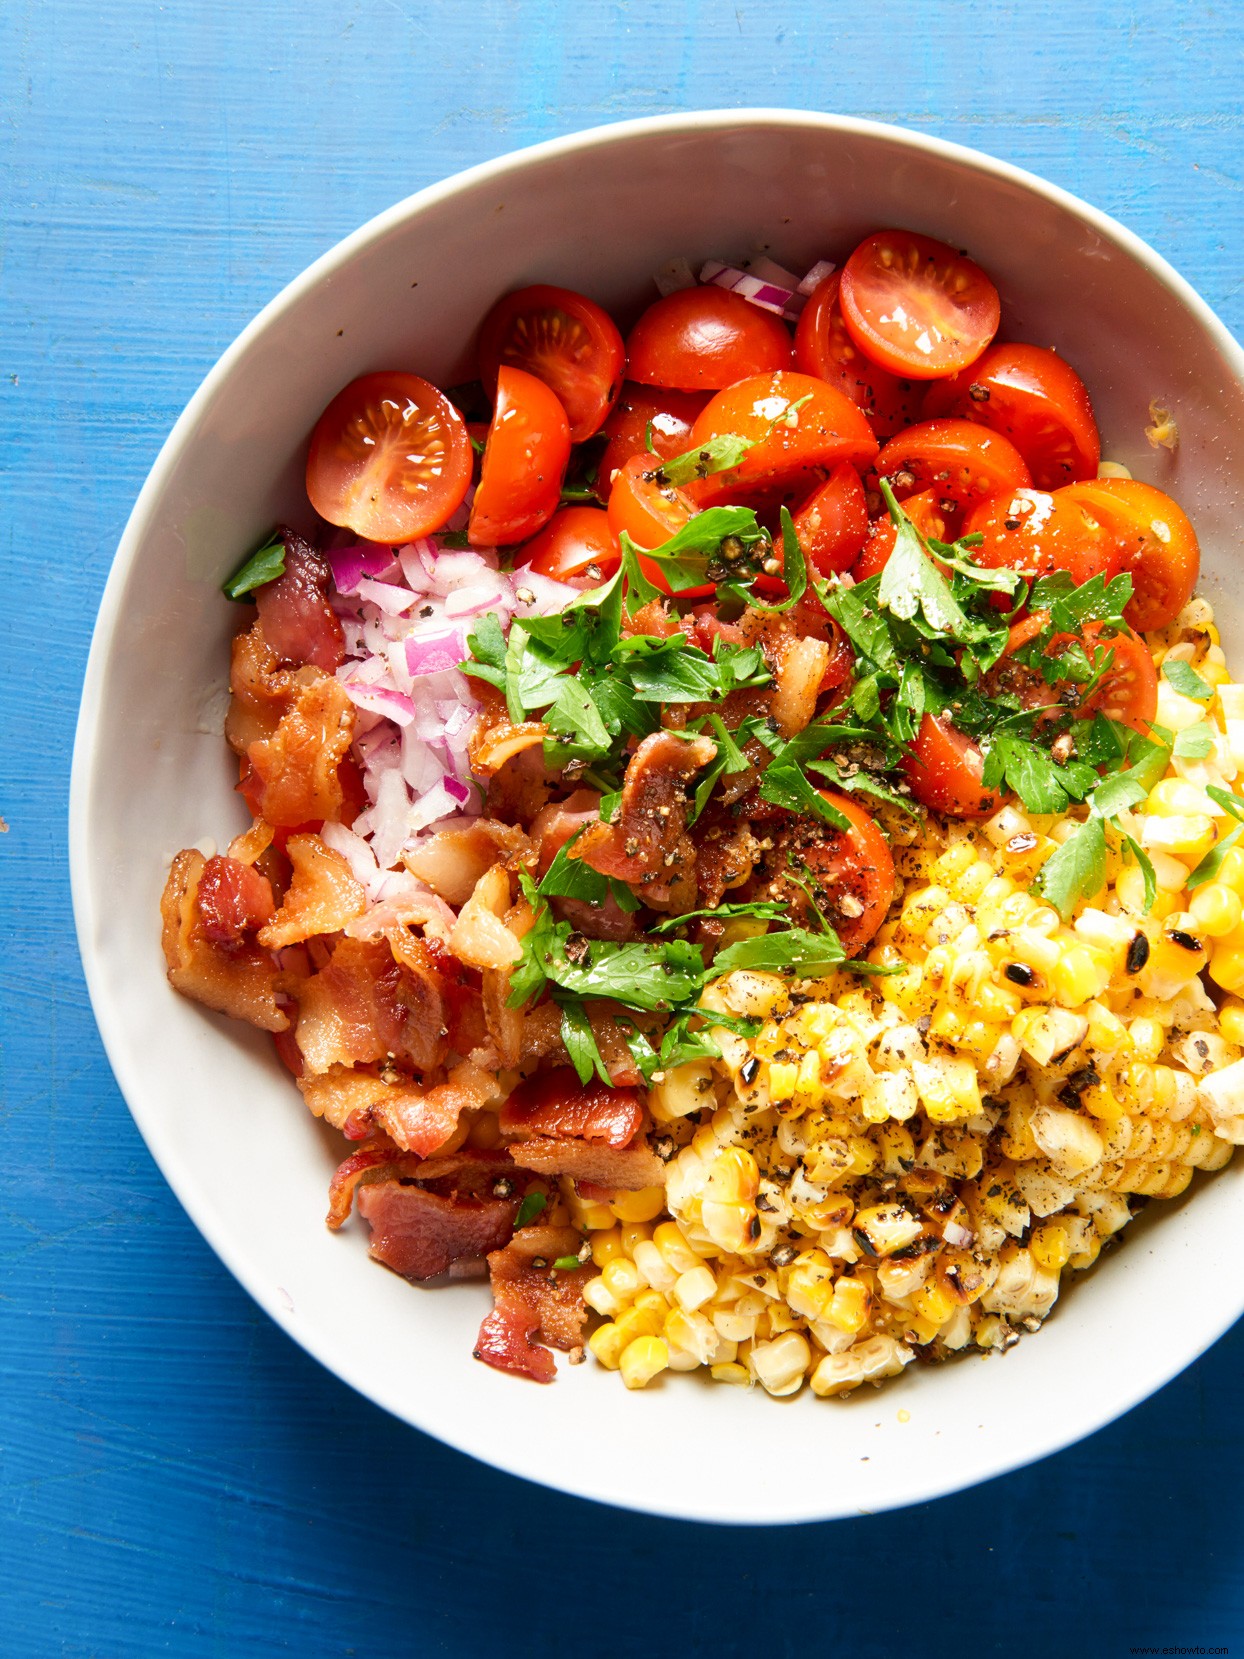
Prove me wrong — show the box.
[2,0,1242,1653]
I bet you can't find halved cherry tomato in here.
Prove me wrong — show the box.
[852,489,949,580]
[686,372,879,508]
[468,365,571,547]
[604,453,713,597]
[518,505,619,582]
[772,790,894,954]
[791,464,870,577]
[626,286,793,391]
[921,343,1100,489]
[839,230,1001,380]
[986,615,1157,734]
[875,419,1031,516]
[902,714,1005,818]
[305,371,472,543]
[793,270,920,440]
[476,284,624,443]
[592,382,710,502]
[1062,478,1200,632]
[965,486,1114,589]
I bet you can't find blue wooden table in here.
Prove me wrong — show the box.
[4,1,1242,1652]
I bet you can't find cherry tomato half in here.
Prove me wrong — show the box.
[921,343,1101,489]
[686,371,879,508]
[852,489,949,580]
[965,486,1113,589]
[773,790,895,955]
[1063,478,1200,632]
[987,616,1158,735]
[476,283,625,443]
[468,365,571,547]
[626,286,793,391]
[790,464,870,577]
[839,230,1001,380]
[604,454,713,598]
[875,419,1032,515]
[902,714,1005,818]
[518,505,619,582]
[592,382,710,502]
[305,371,472,544]
[793,269,921,440]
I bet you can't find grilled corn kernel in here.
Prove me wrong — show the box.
[588,1322,627,1369]
[590,1229,625,1268]
[610,1187,666,1224]
[1030,1219,1074,1272]
[705,1147,759,1204]
[912,1281,958,1327]
[674,1265,717,1312]
[826,1276,870,1333]
[619,1335,669,1389]
[602,1257,642,1301]
[749,1331,811,1397]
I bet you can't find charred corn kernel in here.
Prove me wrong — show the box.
[912,1281,958,1327]
[854,1203,923,1256]
[631,1239,677,1293]
[1030,1219,1074,1272]
[674,1265,717,1312]
[700,1200,757,1253]
[611,1187,665,1224]
[652,1222,702,1276]
[710,1361,751,1386]
[1050,945,1112,1007]
[1200,889,1244,942]
[583,1275,621,1317]
[767,1060,798,1102]
[826,1276,870,1333]
[877,1122,916,1174]
[749,1331,811,1397]
[588,1322,627,1369]
[602,1257,642,1301]
[619,1335,669,1389]
[590,1229,626,1268]
[705,1147,759,1204]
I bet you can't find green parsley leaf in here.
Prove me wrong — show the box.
[221,532,285,600]
[1187,823,1244,890]
[514,1192,547,1229]
[876,482,976,640]
[647,900,789,935]
[615,636,724,703]
[617,1019,661,1082]
[1163,659,1214,702]
[553,1254,584,1271]
[1089,769,1152,819]
[558,999,612,1086]
[1120,832,1158,912]
[538,834,609,904]
[547,935,706,1011]
[1207,785,1244,825]
[711,926,846,979]
[1173,723,1215,760]
[543,675,613,762]
[985,736,1098,815]
[1031,813,1108,918]
[655,432,754,488]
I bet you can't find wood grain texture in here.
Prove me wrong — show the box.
[2,0,1241,1652]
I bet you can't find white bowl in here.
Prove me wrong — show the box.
[71,110,1244,1524]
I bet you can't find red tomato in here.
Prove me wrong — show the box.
[305,372,472,543]
[852,489,950,580]
[965,486,1114,589]
[626,286,793,391]
[476,284,624,442]
[518,505,619,582]
[921,343,1101,489]
[902,714,1005,818]
[1054,623,1159,733]
[875,419,1031,515]
[839,230,1001,380]
[787,790,895,955]
[1062,478,1200,632]
[686,372,879,508]
[592,382,709,502]
[468,365,571,547]
[793,270,921,440]
[604,454,713,597]
[790,464,870,577]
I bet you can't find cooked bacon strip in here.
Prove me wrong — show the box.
[257,832,365,949]
[509,1135,666,1191]
[403,818,530,907]
[247,671,355,828]
[293,935,450,1075]
[194,854,276,945]
[447,864,523,971]
[225,622,293,754]
[691,817,763,908]
[501,1067,644,1147]
[475,1225,594,1383]
[572,730,716,886]
[254,533,345,672]
[300,1059,497,1156]
[326,1138,420,1228]
[358,1179,521,1280]
[160,849,288,1031]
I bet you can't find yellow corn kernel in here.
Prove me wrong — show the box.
[826,1276,870,1333]
[1030,1219,1074,1272]
[899,885,952,941]
[602,1257,642,1302]
[1068,1234,1103,1271]
[784,1251,836,1322]
[912,1054,982,1123]
[631,1239,677,1293]
[582,1275,620,1317]
[793,1048,824,1109]
[1210,946,1244,997]
[588,1322,627,1369]
[767,1060,798,1102]
[876,1121,916,1175]
[1200,660,1230,685]
[1050,945,1111,1008]
[1190,882,1244,939]
[619,1335,669,1389]
[1127,1016,1165,1062]
[674,1265,717,1312]
[705,1147,759,1205]
[1216,846,1244,895]
[1086,1002,1129,1053]
[710,1361,752,1387]
[749,1331,811,1396]
[613,1302,665,1346]
[610,1187,666,1225]
[912,1281,957,1327]
[1218,1002,1244,1046]
[846,1135,880,1176]
[933,841,979,886]
[590,1228,626,1268]
[1147,778,1209,817]
[976,980,1024,1021]
[619,1220,655,1255]
[700,1201,757,1253]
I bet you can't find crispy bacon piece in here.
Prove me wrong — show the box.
[501,1067,644,1147]
[299,1059,497,1156]
[257,832,365,949]
[160,849,288,1031]
[509,1136,666,1191]
[254,533,345,672]
[446,864,523,971]
[247,672,355,828]
[691,816,763,908]
[194,854,276,945]
[326,1137,420,1228]
[572,730,716,887]
[225,623,291,753]
[403,818,530,907]
[293,935,450,1075]
[528,788,638,941]
[359,1178,520,1280]
[475,1225,594,1383]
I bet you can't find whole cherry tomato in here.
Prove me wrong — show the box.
[626,286,793,390]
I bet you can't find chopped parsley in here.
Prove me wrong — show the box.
[221,531,286,600]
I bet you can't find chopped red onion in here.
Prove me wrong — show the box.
[342,680,417,727]
[797,258,836,295]
[652,256,697,297]
[699,259,796,317]
[405,630,467,676]
[328,544,397,593]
